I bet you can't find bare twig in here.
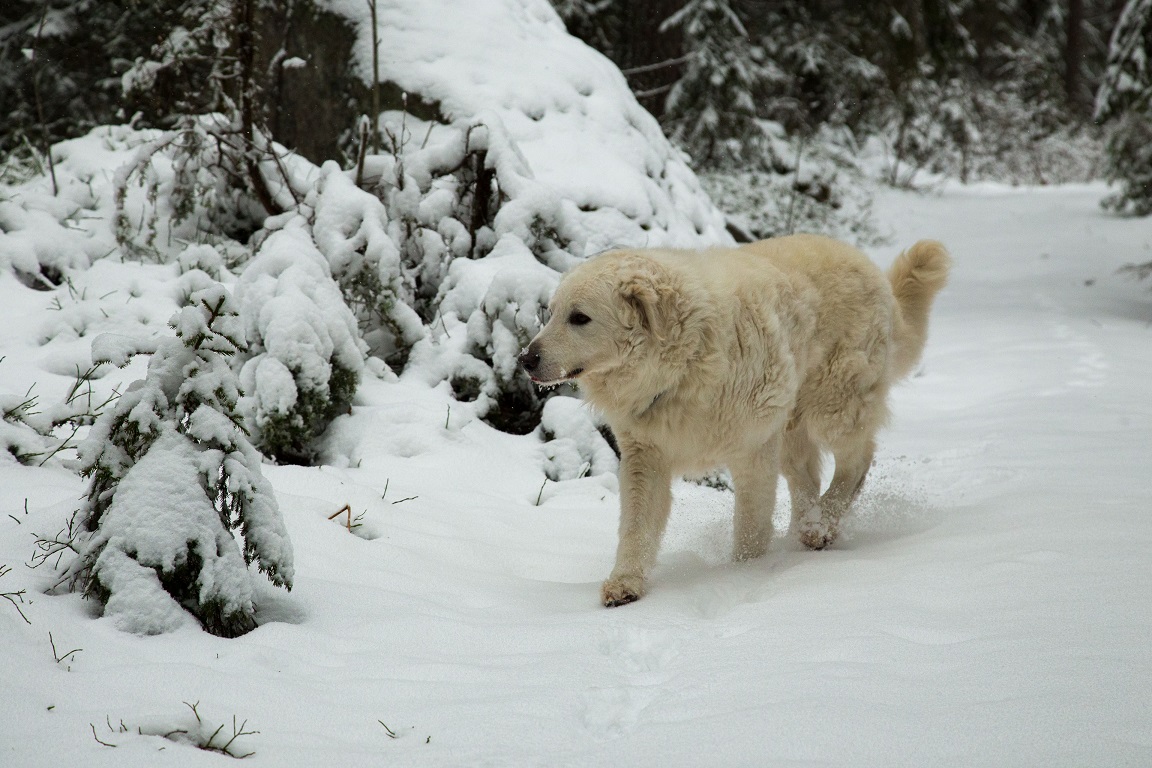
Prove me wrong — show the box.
[184,700,203,725]
[327,503,353,531]
[90,723,116,748]
[201,715,259,759]
[36,423,81,466]
[29,509,82,570]
[49,631,82,664]
[619,52,698,77]
[633,83,675,100]
[0,564,32,624]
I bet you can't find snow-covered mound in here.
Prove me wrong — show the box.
[324,0,731,252]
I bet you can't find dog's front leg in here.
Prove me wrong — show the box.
[601,444,672,607]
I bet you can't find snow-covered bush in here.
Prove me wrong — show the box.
[359,112,586,432]
[240,110,591,434]
[70,278,293,637]
[113,115,302,260]
[237,220,367,465]
[538,396,618,481]
[0,128,129,287]
[309,162,426,365]
[431,227,564,433]
[324,0,730,432]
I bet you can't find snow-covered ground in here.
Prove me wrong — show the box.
[2,181,1150,766]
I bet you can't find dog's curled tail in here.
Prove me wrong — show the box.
[888,239,950,380]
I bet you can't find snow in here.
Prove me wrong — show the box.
[2,178,1151,765]
[2,0,1151,759]
[540,395,619,482]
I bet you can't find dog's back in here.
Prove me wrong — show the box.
[738,234,949,382]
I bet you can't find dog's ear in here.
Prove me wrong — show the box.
[618,256,677,341]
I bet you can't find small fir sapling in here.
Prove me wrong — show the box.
[69,276,293,637]
[236,218,367,465]
[308,162,426,364]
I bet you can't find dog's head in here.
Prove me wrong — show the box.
[519,250,680,388]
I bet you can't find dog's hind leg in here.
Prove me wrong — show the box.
[730,432,783,561]
[601,444,673,607]
[782,424,823,541]
[800,434,875,550]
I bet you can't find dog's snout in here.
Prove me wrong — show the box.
[519,346,541,373]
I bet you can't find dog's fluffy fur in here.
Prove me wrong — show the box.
[521,234,950,607]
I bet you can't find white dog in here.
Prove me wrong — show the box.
[520,235,950,607]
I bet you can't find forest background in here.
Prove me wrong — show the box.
[4,0,1152,219]
[2,0,1151,636]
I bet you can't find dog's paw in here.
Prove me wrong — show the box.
[732,534,770,561]
[798,519,838,550]
[601,574,646,608]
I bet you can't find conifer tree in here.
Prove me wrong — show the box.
[660,0,777,167]
[1096,0,1152,215]
[70,277,293,637]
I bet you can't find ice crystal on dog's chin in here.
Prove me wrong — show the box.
[71,281,293,638]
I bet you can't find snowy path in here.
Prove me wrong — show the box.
[2,185,1151,767]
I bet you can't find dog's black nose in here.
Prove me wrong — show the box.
[519,347,540,373]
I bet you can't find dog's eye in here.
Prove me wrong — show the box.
[568,311,591,326]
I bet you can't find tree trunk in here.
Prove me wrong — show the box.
[1065,0,1087,115]
[232,0,281,216]
[619,0,685,118]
